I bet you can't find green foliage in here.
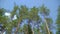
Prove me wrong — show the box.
[11,19,18,27]
[0,8,5,16]
[28,24,33,34]
[19,5,29,19]
[29,7,40,21]
[23,24,28,34]
[56,6,60,34]
[56,6,60,25]
[39,4,50,16]
[45,18,53,29]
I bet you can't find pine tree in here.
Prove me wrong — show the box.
[39,4,52,34]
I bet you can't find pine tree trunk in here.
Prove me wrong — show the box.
[38,26,40,34]
[32,24,34,34]
[14,16,22,34]
[44,18,50,34]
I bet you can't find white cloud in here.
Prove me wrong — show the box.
[5,12,11,17]
[12,15,17,20]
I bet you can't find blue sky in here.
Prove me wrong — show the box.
[0,0,60,34]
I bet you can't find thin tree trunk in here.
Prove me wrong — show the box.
[38,25,41,34]
[32,23,34,34]
[44,18,50,34]
[32,30,34,34]
[14,16,22,34]
[38,31,40,34]
[37,20,41,34]
[24,25,28,34]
